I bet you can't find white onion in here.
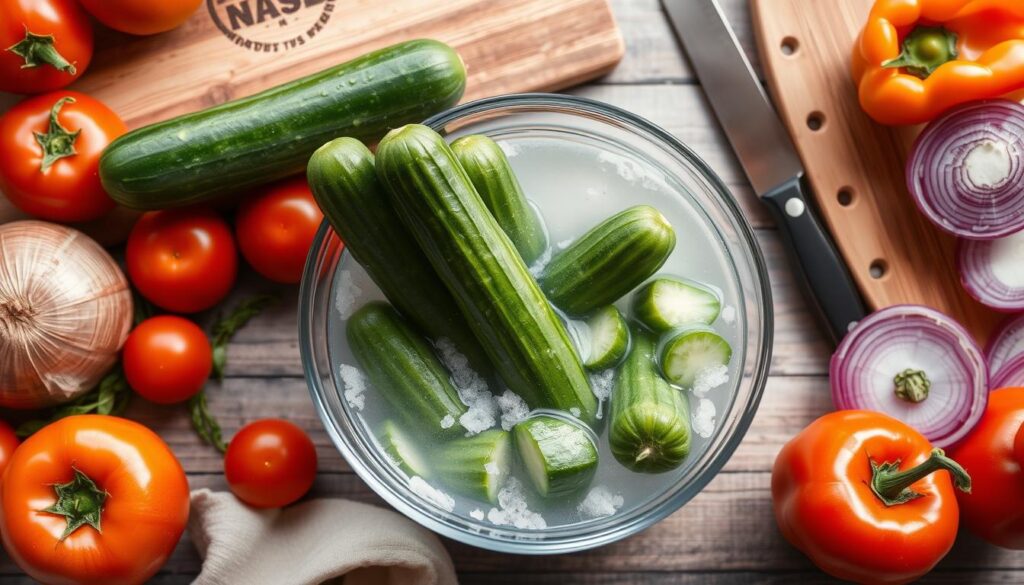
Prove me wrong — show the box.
[0,221,132,408]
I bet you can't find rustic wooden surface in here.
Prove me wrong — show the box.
[0,0,1020,583]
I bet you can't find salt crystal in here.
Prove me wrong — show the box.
[498,141,519,158]
[485,478,546,530]
[440,414,455,429]
[497,390,530,431]
[408,476,455,512]
[469,509,485,521]
[692,365,729,395]
[692,398,716,439]
[339,364,367,410]
[435,338,498,435]
[556,239,573,249]
[589,370,615,402]
[577,485,624,519]
[484,462,499,475]
[721,305,736,324]
[569,407,581,418]
[528,246,554,277]
[334,270,362,318]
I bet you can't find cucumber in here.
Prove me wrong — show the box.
[632,277,722,332]
[538,205,675,316]
[583,306,629,371]
[609,331,691,473]
[434,429,511,503]
[376,124,598,424]
[346,302,468,439]
[307,137,491,375]
[514,415,598,497]
[451,135,548,264]
[379,420,432,478]
[659,326,732,389]
[101,40,466,209]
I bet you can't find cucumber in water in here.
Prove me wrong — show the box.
[632,277,722,332]
[659,326,732,389]
[434,430,512,503]
[514,415,598,497]
[583,305,630,371]
[379,420,432,479]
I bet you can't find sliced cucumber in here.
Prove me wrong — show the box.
[379,420,432,479]
[514,415,598,497]
[584,306,630,371]
[659,326,732,388]
[434,429,511,503]
[632,277,722,332]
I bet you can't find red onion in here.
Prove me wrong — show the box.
[830,305,988,448]
[907,100,1024,240]
[992,354,1024,389]
[988,314,1024,379]
[958,229,1024,311]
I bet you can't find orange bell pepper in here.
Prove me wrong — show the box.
[772,410,971,585]
[949,387,1024,550]
[854,0,1024,125]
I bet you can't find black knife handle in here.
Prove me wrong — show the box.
[762,175,866,346]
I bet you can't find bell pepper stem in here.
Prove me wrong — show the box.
[883,26,958,79]
[894,368,930,403]
[33,97,80,173]
[6,28,76,74]
[870,448,971,506]
[40,468,108,541]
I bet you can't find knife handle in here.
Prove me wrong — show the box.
[762,175,866,346]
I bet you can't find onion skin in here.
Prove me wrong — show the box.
[0,221,132,408]
[988,314,1024,380]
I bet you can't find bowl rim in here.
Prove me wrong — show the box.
[299,92,774,554]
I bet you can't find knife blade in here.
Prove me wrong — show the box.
[661,0,866,346]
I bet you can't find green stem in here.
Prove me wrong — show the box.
[6,28,76,74]
[41,468,108,541]
[894,368,930,403]
[883,26,958,79]
[33,97,80,173]
[870,448,971,506]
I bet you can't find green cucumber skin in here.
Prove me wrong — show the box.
[451,135,548,264]
[100,39,466,209]
[346,302,468,439]
[379,420,431,479]
[307,137,491,375]
[514,416,598,497]
[434,429,511,503]
[538,205,676,316]
[609,331,691,473]
[376,124,598,424]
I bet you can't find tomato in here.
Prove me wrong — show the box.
[236,176,325,284]
[224,419,317,508]
[0,92,125,222]
[0,0,93,94]
[123,315,212,404]
[126,208,238,313]
[0,415,189,585]
[76,0,202,36]
[0,420,19,479]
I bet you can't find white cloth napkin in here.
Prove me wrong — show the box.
[188,489,458,585]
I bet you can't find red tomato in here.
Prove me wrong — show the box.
[0,420,20,479]
[0,92,125,222]
[0,0,93,93]
[123,315,212,404]
[126,208,238,313]
[225,419,317,508]
[77,0,202,36]
[236,176,325,284]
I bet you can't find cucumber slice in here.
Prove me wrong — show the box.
[632,277,722,332]
[379,420,431,479]
[514,415,598,497]
[434,430,511,503]
[584,306,630,371]
[659,326,732,388]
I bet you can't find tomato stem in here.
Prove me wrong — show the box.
[894,368,930,403]
[41,468,108,541]
[34,97,80,173]
[6,28,76,75]
[883,26,958,79]
[870,448,971,506]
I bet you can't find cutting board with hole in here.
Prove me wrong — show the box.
[750,0,1003,342]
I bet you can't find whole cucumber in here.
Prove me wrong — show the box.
[101,39,466,209]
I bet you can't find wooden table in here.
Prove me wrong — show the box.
[2,0,1019,583]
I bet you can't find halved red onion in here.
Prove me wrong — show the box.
[830,305,988,448]
[958,229,1024,311]
[992,354,1024,389]
[988,314,1024,378]
[907,100,1024,240]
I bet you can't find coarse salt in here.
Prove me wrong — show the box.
[486,478,546,530]
[528,246,554,278]
[721,305,736,324]
[436,338,498,435]
[497,389,530,431]
[440,414,455,429]
[334,270,362,318]
[409,476,455,512]
[692,398,716,439]
[577,485,624,519]
[469,509,485,521]
[692,364,729,395]
[339,363,367,410]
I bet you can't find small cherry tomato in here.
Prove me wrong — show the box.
[0,420,20,479]
[0,92,125,222]
[123,315,212,404]
[77,0,202,36]
[0,0,93,94]
[236,176,325,284]
[127,208,238,313]
[225,419,317,509]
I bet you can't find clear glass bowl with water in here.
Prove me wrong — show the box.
[299,94,773,553]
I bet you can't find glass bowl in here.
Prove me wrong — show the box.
[299,94,773,554]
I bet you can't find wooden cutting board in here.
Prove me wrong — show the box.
[750,0,1003,342]
[0,0,623,241]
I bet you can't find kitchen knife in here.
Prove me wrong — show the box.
[661,0,866,346]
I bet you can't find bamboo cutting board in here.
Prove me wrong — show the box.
[750,0,1003,341]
